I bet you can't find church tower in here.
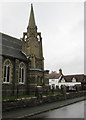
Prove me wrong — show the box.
[22,4,44,70]
[21,4,49,93]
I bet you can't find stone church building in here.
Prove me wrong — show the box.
[1,4,49,97]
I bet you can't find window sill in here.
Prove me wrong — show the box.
[2,82,11,84]
[19,82,25,84]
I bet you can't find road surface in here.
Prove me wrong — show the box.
[29,100,85,118]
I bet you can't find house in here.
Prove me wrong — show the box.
[49,69,62,89]
[49,69,85,90]
[1,4,49,97]
[58,76,81,90]
[59,74,85,90]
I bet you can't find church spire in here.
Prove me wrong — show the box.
[28,4,36,28]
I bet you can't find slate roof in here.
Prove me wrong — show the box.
[48,71,61,79]
[48,70,85,83]
[62,74,85,82]
[0,33,28,61]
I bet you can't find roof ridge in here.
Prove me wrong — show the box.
[1,32,20,41]
[64,74,84,76]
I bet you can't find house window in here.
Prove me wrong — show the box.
[19,63,26,84]
[3,60,11,83]
[72,77,76,82]
[61,78,65,83]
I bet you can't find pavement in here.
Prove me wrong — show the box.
[2,96,85,119]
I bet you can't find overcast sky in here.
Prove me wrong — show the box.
[0,1,84,75]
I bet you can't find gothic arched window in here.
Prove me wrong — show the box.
[19,62,26,84]
[3,59,12,83]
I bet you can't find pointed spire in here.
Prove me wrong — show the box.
[28,4,36,28]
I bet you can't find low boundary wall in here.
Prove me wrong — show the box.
[2,91,86,112]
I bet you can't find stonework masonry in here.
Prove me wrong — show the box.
[2,4,49,97]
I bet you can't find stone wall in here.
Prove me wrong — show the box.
[2,91,86,112]
[2,57,28,97]
[2,84,14,97]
